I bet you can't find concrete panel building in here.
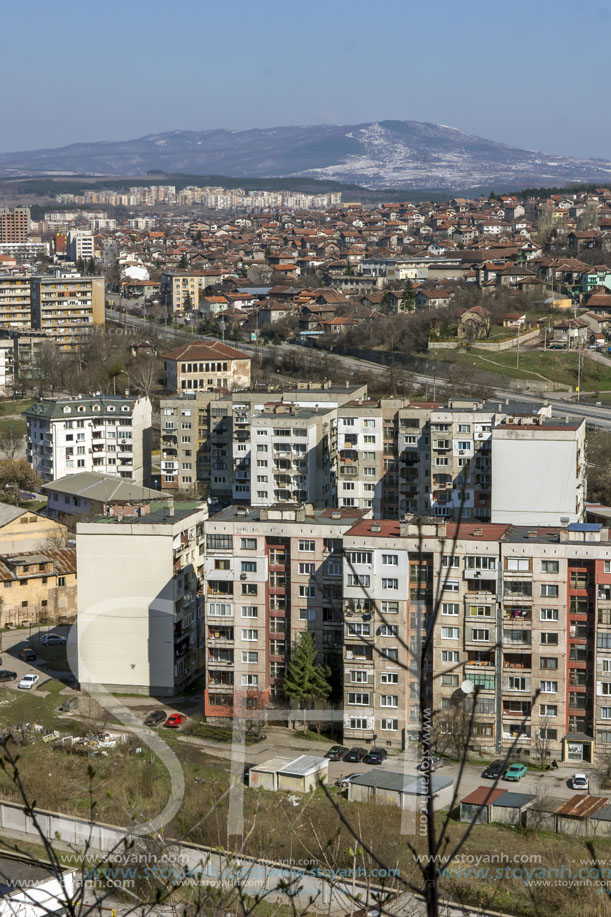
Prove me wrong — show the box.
[77,501,207,695]
[30,275,105,350]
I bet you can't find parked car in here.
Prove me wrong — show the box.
[504,763,528,781]
[482,760,506,780]
[325,745,348,761]
[18,648,36,662]
[0,670,16,682]
[243,764,254,785]
[164,713,187,728]
[570,773,589,791]
[41,634,66,646]
[144,709,167,727]
[336,773,364,788]
[18,673,39,690]
[416,755,442,772]
[343,747,368,763]
[363,747,388,765]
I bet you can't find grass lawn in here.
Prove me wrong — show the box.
[445,348,611,390]
[0,399,33,417]
[0,418,26,437]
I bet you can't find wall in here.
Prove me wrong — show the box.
[0,514,67,554]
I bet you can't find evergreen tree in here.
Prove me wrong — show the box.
[182,292,193,314]
[401,280,416,312]
[87,257,96,275]
[283,631,331,731]
[178,253,188,269]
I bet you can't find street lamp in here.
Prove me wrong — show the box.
[113,369,130,395]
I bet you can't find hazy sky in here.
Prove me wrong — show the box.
[2,0,611,158]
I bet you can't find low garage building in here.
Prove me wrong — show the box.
[347,771,453,811]
[460,786,536,826]
[248,755,328,793]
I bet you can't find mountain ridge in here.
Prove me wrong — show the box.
[1,120,611,190]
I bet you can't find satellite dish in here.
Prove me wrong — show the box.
[461,680,475,695]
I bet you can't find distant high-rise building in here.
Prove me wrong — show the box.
[0,207,30,244]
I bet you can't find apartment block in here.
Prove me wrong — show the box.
[77,501,207,695]
[0,275,32,328]
[202,504,370,719]
[162,340,252,394]
[67,230,94,263]
[491,420,586,525]
[25,394,152,484]
[0,207,30,244]
[30,275,105,350]
[0,327,52,386]
[160,271,200,315]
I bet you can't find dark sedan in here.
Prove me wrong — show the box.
[325,745,348,761]
[343,746,368,763]
[363,747,388,765]
[482,760,507,780]
[144,709,167,727]
[0,670,17,682]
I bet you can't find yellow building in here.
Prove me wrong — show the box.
[0,547,76,626]
[0,505,67,554]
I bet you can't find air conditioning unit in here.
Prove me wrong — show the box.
[240,573,247,580]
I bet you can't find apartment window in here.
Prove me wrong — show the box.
[472,674,495,690]
[381,601,398,615]
[540,632,559,645]
[241,584,257,596]
[298,585,315,598]
[540,608,559,621]
[441,555,460,568]
[348,622,371,636]
[348,693,371,706]
[299,562,315,575]
[541,560,559,573]
[442,674,459,687]
[602,708,611,720]
[349,718,369,730]
[381,719,398,731]
[298,540,315,552]
[540,704,557,717]
[458,424,470,433]
[241,651,258,664]
[601,683,611,696]
[540,681,558,693]
[241,538,257,550]
[241,629,258,641]
[347,574,370,588]
[207,603,233,617]
[270,618,285,633]
[241,606,258,618]
[468,605,491,617]
[443,580,459,592]
[241,674,258,687]
[381,578,398,590]
[380,672,399,684]
[441,627,459,640]
[214,559,230,570]
[605,561,611,574]
[442,603,459,616]
[350,670,369,684]
[364,435,376,444]
[381,647,399,661]
[506,557,530,572]
[207,534,232,550]
[441,650,459,663]
[346,551,372,565]
[269,640,285,654]
[471,628,490,642]
[241,561,257,573]
[541,584,559,598]
[58,576,66,587]
[382,554,398,566]
[299,608,315,621]
[380,695,398,707]
[508,676,527,691]
[363,467,376,476]
[378,624,399,636]
[540,657,558,670]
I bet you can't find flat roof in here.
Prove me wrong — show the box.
[350,771,453,795]
[277,755,328,777]
[251,756,294,774]
[212,505,369,526]
[90,501,204,525]
[0,854,71,896]
[491,791,537,808]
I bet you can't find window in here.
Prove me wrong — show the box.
[443,580,459,592]
[466,556,496,571]
[381,578,398,589]
[298,585,315,598]
[605,561,611,574]
[541,560,559,573]
[442,603,459,616]
[346,551,372,565]
[381,601,398,615]
[241,584,257,596]
[349,718,369,730]
[298,562,315,575]
[378,624,398,636]
[381,647,399,661]
[380,695,398,707]
[347,574,370,587]
[58,576,66,587]
[241,674,258,687]
[540,681,558,693]
[241,538,257,550]
[364,435,376,444]
[214,558,230,571]
[350,670,369,683]
[298,540,315,552]
[348,622,371,636]
[540,657,558,670]
[442,674,459,687]
[540,632,559,645]
[540,704,557,717]
[470,628,490,642]
[241,606,258,618]
[241,651,258,664]
[541,584,559,598]
[471,674,495,690]
[441,650,459,663]
[540,608,559,621]
[508,676,527,691]
[468,605,491,617]
[441,627,459,640]
[506,557,530,572]
[207,534,232,550]
[241,629,258,641]
[380,672,399,684]
[207,603,233,617]
[348,693,371,706]
[381,719,398,731]
[441,555,460,568]
[269,640,285,655]
[241,561,257,573]
[382,554,398,566]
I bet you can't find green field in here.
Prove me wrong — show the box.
[444,348,611,391]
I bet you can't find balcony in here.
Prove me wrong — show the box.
[503,606,532,623]
[466,651,495,667]
[503,653,531,670]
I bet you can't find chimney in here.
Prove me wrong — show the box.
[167,497,175,518]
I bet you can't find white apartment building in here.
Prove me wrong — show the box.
[67,230,94,263]
[77,501,207,695]
[25,395,152,484]
[491,420,586,526]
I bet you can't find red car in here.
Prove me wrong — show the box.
[164,713,187,728]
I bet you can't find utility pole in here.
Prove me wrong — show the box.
[516,323,520,371]
[577,346,583,402]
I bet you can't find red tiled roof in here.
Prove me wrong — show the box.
[162,340,251,362]
[461,786,505,806]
